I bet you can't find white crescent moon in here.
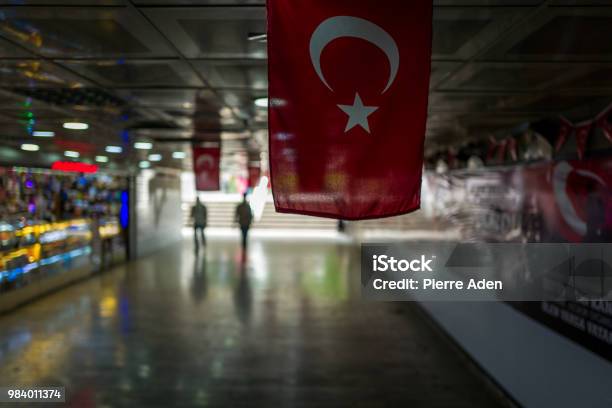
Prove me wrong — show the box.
[309,16,400,94]
[553,162,605,235]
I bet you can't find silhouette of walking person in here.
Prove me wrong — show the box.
[235,193,253,250]
[191,197,207,249]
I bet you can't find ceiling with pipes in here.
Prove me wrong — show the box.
[0,0,610,171]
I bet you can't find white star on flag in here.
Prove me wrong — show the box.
[337,93,378,133]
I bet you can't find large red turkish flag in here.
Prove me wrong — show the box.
[268,0,432,220]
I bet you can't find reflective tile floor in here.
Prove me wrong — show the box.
[0,239,507,407]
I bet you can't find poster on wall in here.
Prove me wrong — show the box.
[426,156,612,362]
[430,170,523,241]
[192,145,220,191]
[523,158,612,243]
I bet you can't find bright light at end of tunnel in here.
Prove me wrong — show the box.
[63,122,89,130]
[105,145,122,154]
[254,97,268,108]
[95,155,109,163]
[32,130,55,137]
[134,142,153,150]
[250,176,269,221]
[21,143,39,152]
[172,152,186,159]
[139,161,150,169]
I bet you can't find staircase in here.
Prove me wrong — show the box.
[183,199,453,237]
[183,200,337,230]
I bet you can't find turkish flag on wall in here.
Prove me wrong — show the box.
[193,145,220,191]
[268,0,432,220]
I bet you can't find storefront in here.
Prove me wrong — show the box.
[0,166,130,313]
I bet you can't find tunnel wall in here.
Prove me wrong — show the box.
[419,302,611,408]
[416,159,612,407]
[134,168,183,257]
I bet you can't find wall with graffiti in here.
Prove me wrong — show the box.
[423,155,612,362]
[419,157,611,406]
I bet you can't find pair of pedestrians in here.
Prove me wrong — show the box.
[191,194,253,249]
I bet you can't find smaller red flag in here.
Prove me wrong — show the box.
[507,137,518,161]
[486,136,498,164]
[575,121,593,160]
[193,145,220,191]
[496,139,508,163]
[596,103,612,143]
[555,117,574,152]
[248,165,261,188]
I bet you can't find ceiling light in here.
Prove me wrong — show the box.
[64,150,80,158]
[95,155,109,163]
[139,161,150,169]
[182,102,193,109]
[21,143,39,152]
[105,145,122,154]
[32,131,55,137]
[148,154,162,162]
[219,107,233,118]
[134,142,153,150]
[247,33,267,42]
[172,152,186,159]
[63,122,89,130]
[254,98,268,108]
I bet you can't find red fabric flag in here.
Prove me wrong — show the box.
[555,117,574,152]
[507,137,518,161]
[596,103,612,143]
[575,121,592,160]
[485,136,498,163]
[267,0,433,220]
[193,145,220,191]
[248,165,261,188]
[496,139,508,163]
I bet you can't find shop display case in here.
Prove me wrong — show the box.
[0,166,128,310]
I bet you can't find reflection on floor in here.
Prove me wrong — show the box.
[0,238,507,407]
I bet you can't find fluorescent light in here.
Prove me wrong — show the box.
[139,161,150,169]
[63,122,89,130]
[95,155,108,163]
[254,97,268,108]
[134,142,153,150]
[64,150,80,158]
[247,33,267,42]
[148,154,162,162]
[32,131,55,137]
[21,143,39,152]
[172,151,186,159]
[105,145,122,154]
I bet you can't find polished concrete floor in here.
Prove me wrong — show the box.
[0,238,507,407]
